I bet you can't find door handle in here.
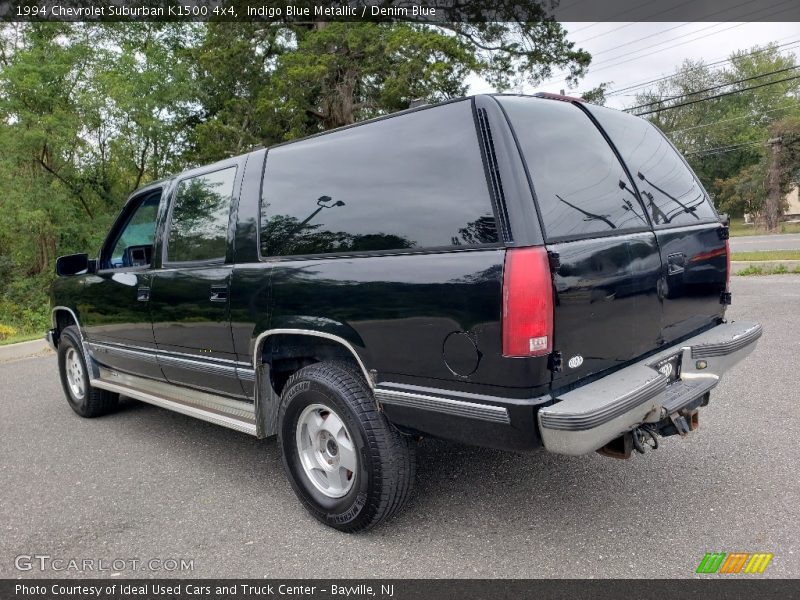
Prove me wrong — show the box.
[137,287,150,302]
[210,286,228,303]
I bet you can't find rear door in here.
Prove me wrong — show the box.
[149,162,247,399]
[585,105,727,346]
[496,96,664,389]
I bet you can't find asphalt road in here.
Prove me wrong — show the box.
[2,276,799,579]
[729,233,800,252]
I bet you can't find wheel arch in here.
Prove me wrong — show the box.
[251,329,375,438]
[52,306,99,379]
[51,306,82,342]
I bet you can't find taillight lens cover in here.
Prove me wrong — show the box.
[502,247,554,358]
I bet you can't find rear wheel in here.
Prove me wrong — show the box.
[278,361,415,532]
[57,326,118,418]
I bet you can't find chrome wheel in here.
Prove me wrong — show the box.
[65,347,85,400]
[295,403,357,498]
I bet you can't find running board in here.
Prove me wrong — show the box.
[91,369,257,436]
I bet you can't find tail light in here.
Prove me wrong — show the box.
[502,247,554,357]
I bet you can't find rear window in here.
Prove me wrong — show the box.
[167,167,237,263]
[497,96,648,241]
[585,104,718,226]
[259,100,498,257]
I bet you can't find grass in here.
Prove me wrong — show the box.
[736,264,800,276]
[0,332,43,346]
[731,250,800,261]
[729,217,800,237]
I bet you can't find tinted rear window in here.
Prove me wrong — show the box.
[167,167,236,263]
[498,96,648,241]
[585,104,717,226]
[259,100,498,257]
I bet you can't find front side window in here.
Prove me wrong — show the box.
[585,104,718,226]
[259,100,499,257]
[497,96,648,241]
[106,192,160,269]
[167,167,237,263]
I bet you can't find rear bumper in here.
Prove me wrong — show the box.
[538,320,762,455]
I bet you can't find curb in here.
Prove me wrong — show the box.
[731,259,800,274]
[0,338,52,362]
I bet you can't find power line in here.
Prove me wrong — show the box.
[567,1,662,36]
[606,37,800,97]
[665,103,799,135]
[627,65,800,112]
[584,6,799,76]
[634,74,800,116]
[579,0,754,57]
[569,0,691,43]
[685,140,764,157]
[543,2,797,86]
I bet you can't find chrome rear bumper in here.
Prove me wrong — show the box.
[538,321,762,455]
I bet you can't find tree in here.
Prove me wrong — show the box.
[765,117,800,230]
[189,17,591,161]
[629,43,800,215]
[0,19,593,333]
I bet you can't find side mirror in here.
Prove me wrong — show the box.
[55,253,90,276]
[718,213,730,227]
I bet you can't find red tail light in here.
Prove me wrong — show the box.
[725,238,731,289]
[502,247,554,357]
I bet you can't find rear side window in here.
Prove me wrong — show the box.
[259,100,498,257]
[167,167,237,263]
[586,105,718,226]
[497,96,647,241]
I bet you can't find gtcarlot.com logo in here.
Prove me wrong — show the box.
[14,554,194,573]
[696,552,773,574]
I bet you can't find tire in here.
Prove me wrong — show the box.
[57,325,118,418]
[277,361,415,532]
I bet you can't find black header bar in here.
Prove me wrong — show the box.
[2,0,800,22]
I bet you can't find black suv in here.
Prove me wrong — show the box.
[48,94,761,532]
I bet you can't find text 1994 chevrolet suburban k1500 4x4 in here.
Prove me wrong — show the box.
[47,94,761,532]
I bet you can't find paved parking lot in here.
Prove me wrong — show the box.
[1,276,798,579]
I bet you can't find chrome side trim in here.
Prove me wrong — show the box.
[92,369,256,436]
[157,353,239,378]
[250,328,372,386]
[374,388,511,424]
[237,367,255,382]
[89,341,159,364]
[88,341,244,379]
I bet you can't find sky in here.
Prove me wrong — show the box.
[467,22,800,110]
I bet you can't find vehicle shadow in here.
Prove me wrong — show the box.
[110,396,710,540]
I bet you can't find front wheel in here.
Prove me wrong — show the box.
[57,326,118,418]
[277,361,415,532]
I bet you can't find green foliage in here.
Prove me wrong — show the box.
[0,20,589,333]
[631,43,800,216]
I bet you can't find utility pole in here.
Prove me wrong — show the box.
[765,137,782,232]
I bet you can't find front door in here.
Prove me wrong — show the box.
[81,187,165,381]
[149,163,246,398]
